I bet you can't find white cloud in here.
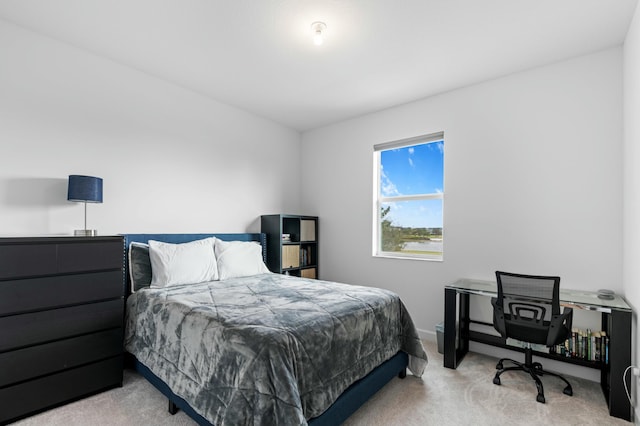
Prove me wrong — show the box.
[381,169,400,196]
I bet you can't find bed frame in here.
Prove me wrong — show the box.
[122,233,408,425]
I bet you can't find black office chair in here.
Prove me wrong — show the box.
[491,271,573,403]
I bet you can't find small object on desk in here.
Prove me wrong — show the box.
[597,289,615,300]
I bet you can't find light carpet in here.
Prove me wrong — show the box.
[13,340,631,425]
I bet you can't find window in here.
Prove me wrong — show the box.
[373,132,444,260]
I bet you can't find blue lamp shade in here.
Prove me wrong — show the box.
[67,175,103,203]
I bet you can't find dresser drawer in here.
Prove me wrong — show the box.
[0,356,123,424]
[0,243,57,279]
[0,328,123,387]
[0,299,123,352]
[0,238,123,280]
[0,270,123,316]
[58,240,123,273]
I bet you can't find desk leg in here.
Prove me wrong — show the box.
[459,292,469,356]
[605,309,632,421]
[444,288,469,369]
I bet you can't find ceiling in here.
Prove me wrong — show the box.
[0,0,637,132]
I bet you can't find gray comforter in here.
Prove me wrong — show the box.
[125,273,427,425]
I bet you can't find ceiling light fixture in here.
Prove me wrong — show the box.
[311,21,327,46]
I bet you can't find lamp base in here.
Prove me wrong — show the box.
[74,229,98,236]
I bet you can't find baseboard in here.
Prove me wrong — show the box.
[417,328,436,342]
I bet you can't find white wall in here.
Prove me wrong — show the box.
[0,19,301,236]
[301,49,623,345]
[623,0,640,399]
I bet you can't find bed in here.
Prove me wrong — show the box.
[122,233,427,425]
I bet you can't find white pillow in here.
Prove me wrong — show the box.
[149,237,219,287]
[214,239,270,280]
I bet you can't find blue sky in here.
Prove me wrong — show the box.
[380,140,444,228]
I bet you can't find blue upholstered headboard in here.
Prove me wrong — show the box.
[122,233,265,253]
[121,233,267,294]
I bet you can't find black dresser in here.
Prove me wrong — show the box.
[0,236,125,424]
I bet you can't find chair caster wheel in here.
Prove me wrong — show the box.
[536,394,545,403]
[493,376,501,385]
[563,386,573,396]
[496,362,503,370]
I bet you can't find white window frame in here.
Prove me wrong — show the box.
[372,132,444,261]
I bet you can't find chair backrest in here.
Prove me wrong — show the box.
[493,271,571,347]
[495,271,561,318]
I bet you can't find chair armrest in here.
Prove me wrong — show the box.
[491,297,507,338]
[546,307,573,346]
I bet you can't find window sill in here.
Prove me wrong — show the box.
[373,253,443,262]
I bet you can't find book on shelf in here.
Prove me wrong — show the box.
[508,327,609,364]
[549,327,608,363]
[506,338,549,353]
[300,246,312,266]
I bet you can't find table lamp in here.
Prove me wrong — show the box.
[67,175,103,236]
